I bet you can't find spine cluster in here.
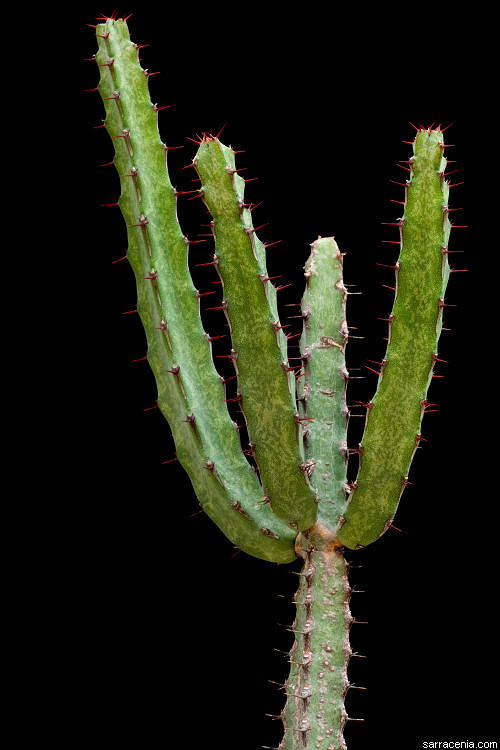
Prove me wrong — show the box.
[193,136,317,532]
[94,17,297,562]
[89,15,462,750]
[298,238,351,538]
[338,128,455,549]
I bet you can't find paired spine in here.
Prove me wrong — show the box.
[338,129,453,549]
[279,533,354,750]
[90,15,459,750]
[94,18,298,562]
[193,136,317,532]
[299,237,350,538]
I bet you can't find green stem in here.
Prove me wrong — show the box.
[338,128,452,549]
[280,528,353,749]
[193,136,317,531]
[94,18,297,562]
[299,237,350,536]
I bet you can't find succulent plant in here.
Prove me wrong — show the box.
[86,12,474,748]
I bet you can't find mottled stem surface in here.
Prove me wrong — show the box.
[280,528,353,749]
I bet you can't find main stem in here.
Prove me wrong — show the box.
[279,526,353,749]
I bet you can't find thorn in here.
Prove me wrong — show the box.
[248,201,264,212]
[188,508,204,519]
[205,333,226,342]
[216,123,227,139]
[174,189,199,196]
[355,399,373,411]
[260,274,282,284]
[195,256,219,268]
[245,222,269,234]
[97,57,114,68]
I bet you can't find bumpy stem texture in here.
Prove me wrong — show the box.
[280,532,352,749]
[94,18,297,562]
[338,128,452,549]
[299,238,350,536]
[194,136,317,532]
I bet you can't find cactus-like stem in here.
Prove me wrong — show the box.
[280,529,352,749]
[94,18,297,562]
[299,238,350,536]
[338,127,453,549]
[88,15,464,750]
[193,136,317,531]
[277,238,353,749]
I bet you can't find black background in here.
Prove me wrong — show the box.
[37,4,497,749]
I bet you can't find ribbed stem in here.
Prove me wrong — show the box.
[338,127,452,549]
[93,17,297,563]
[280,528,353,749]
